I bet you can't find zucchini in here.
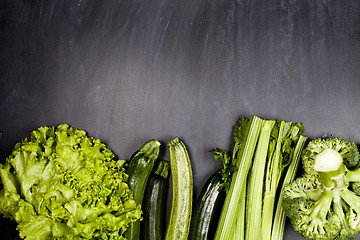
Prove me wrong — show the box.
[124,139,161,240]
[165,137,193,240]
[141,160,170,240]
[189,172,225,240]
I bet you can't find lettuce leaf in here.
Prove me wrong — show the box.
[0,124,141,239]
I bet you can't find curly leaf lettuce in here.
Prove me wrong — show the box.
[0,124,141,239]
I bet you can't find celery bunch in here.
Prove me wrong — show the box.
[214,115,307,240]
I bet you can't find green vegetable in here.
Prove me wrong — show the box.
[214,115,263,240]
[282,137,360,240]
[142,160,169,240]
[0,124,142,239]
[214,115,305,240]
[165,137,193,240]
[246,119,275,240]
[189,172,225,240]
[210,148,237,191]
[261,120,305,240]
[271,135,307,240]
[124,139,161,240]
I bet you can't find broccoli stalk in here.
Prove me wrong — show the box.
[314,149,346,188]
[314,148,353,233]
[282,137,360,240]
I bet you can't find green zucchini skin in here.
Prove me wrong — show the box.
[165,137,193,240]
[124,139,161,240]
[141,160,170,240]
[189,172,225,240]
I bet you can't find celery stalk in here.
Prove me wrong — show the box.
[234,181,247,240]
[270,135,307,240]
[245,120,275,240]
[214,116,304,240]
[214,115,263,240]
[262,121,305,240]
[261,121,286,240]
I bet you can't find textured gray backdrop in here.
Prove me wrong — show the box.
[1,0,360,239]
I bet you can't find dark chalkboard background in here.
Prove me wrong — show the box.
[1,0,360,239]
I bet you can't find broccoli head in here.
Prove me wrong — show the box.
[302,138,360,174]
[282,137,360,240]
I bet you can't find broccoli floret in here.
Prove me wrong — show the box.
[302,138,360,174]
[350,181,360,195]
[282,138,360,240]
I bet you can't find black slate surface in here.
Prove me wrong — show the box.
[1,0,360,239]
